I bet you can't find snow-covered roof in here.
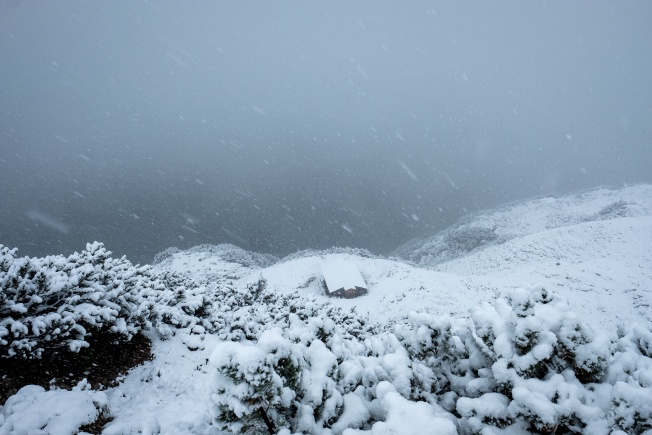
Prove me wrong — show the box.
[320,260,367,293]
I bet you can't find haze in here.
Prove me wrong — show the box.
[1,1,651,264]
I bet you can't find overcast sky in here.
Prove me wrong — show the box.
[1,0,651,264]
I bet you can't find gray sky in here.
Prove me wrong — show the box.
[1,0,651,264]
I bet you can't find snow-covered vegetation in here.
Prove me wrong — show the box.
[0,242,155,359]
[0,384,110,435]
[1,186,651,434]
[208,284,652,434]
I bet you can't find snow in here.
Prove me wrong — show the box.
[394,185,652,265]
[303,340,339,405]
[332,394,369,432]
[260,254,496,324]
[256,215,651,329]
[321,259,368,295]
[344,381,457,435]
[104,334,219,434]
[2,185,652,434]
[0,385,108,435]
[457,393,511,433]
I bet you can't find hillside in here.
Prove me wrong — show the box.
[393,185,652,267]
[210,185,652,330]
[1,185,651,434]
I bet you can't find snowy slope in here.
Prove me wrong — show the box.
[104,185,652,433]
[4,185,651,434]
[435,216,652,327]
[98,246,274,435]
[252,253,493,323]
[245,222,651,330]
[152,243,278,281]
[393,184,652,268]
[103,335,222,435]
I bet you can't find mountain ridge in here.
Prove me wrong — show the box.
[392,184,652,268]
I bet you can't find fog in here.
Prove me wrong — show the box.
[1,1,651,264]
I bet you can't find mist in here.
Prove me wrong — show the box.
[1,0,651,264]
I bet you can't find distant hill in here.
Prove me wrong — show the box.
[392,184,652,268]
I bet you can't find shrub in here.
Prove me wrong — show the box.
[209,285,652,434]
[209,329,302,434]
[0,243,155,359]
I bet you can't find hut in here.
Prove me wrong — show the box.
[320,260,368,298]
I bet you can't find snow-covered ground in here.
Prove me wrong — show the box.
[2,185,651,434]
[253,185,652,330]
[394,184,652,267]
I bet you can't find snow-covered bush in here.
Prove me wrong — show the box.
[0,384,110,435]
[605,326,652,433]
[394,224,503,267]
[208,288,460,434]
[208,294,384,433]
[209,284,652,434]
[136,271,216,339]
[596,200,629,220]
[151,246,180,265]
[0,241,257,354]
[153,244,279,268]
[0,243,157,359]
[5,240,650,434]
[214,276,373,345]
[430,285,651,434]
[210,329,303,434]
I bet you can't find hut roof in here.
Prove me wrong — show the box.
[320,260,367,294]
